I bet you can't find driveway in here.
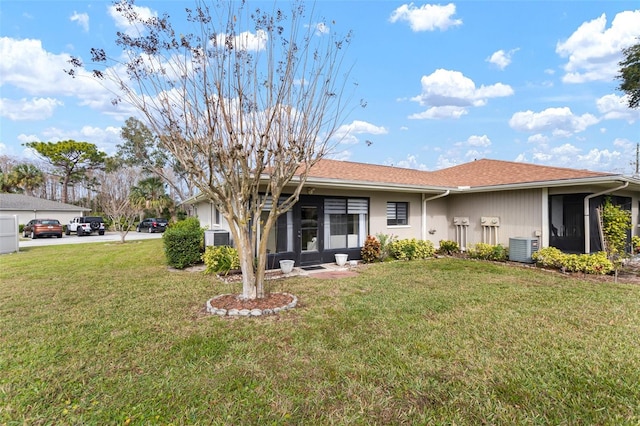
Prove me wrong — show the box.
[19,231,163,248]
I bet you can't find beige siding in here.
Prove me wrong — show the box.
[446,189,543,248]
[424,198,449,246]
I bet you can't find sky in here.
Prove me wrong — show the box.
[1,1,639,174]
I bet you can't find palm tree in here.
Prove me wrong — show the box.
[130,176,173,218]
[0,171,17,193]
[9,164,44,196]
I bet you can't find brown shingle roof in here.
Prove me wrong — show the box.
[305,159,438,186]
[427,159,616,187]
[305,158,616,188]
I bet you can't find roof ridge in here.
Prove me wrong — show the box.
[464,158,616,176]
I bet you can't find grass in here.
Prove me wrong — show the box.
[1,240,639,424]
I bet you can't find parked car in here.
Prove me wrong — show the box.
[66,216,106,236]
[23,219,63,239]
[136,218,168,233]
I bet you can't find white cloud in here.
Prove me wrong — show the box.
[556,10,640,83]
[333,120,388,145]
[509,107,599,135]
[596,93,640,123]
[70,12,89,32]
[389,3,462,32]
[0,37,134,117]
[0,97,63,120]
[409,105,467,120]
[215,29,268,52]
[394,154,428,170]
[108,1,157,36]
[409,69,513,119]
[527,134,549,144]
[486,48,519,70]
[526,142,623,172]
[613,137,633,150]
[467,135,491,147]
[435,155,460,170]
[311,22,330,36]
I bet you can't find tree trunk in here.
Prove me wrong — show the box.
[236,230,257,300]
[61,175,70,204]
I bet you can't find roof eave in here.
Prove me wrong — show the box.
[456,175,635,192]
[289,176,451,193]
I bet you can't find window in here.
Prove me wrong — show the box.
[387,202,408,226]
[260,196,293,254]
[324,198,368,249]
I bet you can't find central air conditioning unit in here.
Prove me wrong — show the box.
[509,237,539,263]
[204,229,230,247]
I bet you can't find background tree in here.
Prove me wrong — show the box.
[24,140,107,204]
[96,166,144,243]
[69,0,356,300]
[130,176,173,219]
[0,155,19,193]
[618,41,640,109]
[9,163,44,196]
[118,117,195,208]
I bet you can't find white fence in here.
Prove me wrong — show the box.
[0,215,19,254]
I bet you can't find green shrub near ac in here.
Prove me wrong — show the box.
[202,246,240,275]
[361,234,615,276]
[532,248,613,275]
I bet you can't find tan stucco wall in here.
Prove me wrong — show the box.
[445,189,544,248]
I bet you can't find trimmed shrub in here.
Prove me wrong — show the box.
[437,239,460,255]
[163,217,204,269]
[531,247,564,269]
[532,248,612,275]
[467,243,508,262]
[202,245,240,275]
[388,238,435,261]
[361,235,382,263]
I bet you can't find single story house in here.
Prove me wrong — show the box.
[0,193,90,227]
[182,158,640,268]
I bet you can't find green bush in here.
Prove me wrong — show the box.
[532,247,613,275]
[632,236,640,254]
[202,245,240,275]
[19,224,24,233]
[361,235,382,263]
[375,233,397,261]
[388,238,435,261]
[437,239,460,255]
[601,199,631,258]
[531,247,564,269]
[162,217,204,269]
[467,243,508,262]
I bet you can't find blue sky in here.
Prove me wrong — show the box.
[1,1,639,173]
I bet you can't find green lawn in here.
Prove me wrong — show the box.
[1,240,639,424]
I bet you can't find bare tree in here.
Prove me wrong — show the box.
[97,167,143,243]
[68,0,356,300]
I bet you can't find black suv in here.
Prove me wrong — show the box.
[136,218,168,233]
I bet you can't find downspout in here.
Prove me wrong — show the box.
[583,181,628,253]
[422,190,450,240]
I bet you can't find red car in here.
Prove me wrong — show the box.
[23,219,63,239]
